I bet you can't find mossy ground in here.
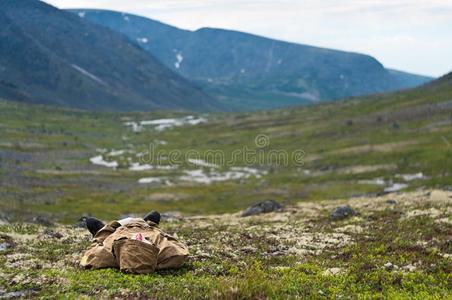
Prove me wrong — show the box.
[1,73,452,298]
[1,190,451,298]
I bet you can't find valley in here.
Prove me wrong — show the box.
[1,72,451,224]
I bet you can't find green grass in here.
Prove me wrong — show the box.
[0,190,451,298]
[1,74,452,223]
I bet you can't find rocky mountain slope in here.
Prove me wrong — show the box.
[0,0,221,112]
[69,9,433,110]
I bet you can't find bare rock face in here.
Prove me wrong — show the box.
[242,200,284,217]
[330,205,359,221]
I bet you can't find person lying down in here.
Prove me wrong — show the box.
[80,211,189,274]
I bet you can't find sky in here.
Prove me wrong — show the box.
[44,0,452,77]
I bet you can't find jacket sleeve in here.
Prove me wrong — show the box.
[92,221,121,244]
[80,221,121,269]
[155,232,189,270]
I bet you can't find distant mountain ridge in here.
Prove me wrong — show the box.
[68,9,433,111]
[0,0,222,111]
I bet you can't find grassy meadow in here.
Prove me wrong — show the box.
[0,73,451,298]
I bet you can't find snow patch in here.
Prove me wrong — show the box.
[130,163,177,171]
[174,53,183,69]
[138,177,162,184]
[179,167,267,184]
[137,37,148,44]
[89,155,118,168]
[129,163,154,171]
[155,140,168,145]
[188,159,219,168]
[384,183,409,193]
[124,16,130,21]
[395,172,424,181]
[71,64,106,86]
[78,12,85,18]
[107,149,134,156]
[240,68,246,74]
[124,116,207,132]
[124,121,142,132]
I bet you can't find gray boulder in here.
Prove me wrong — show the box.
[0,235,15,251]
[242,200,284,217]
[330,205,359,221]
[44,231,63,239]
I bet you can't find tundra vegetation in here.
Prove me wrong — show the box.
[0,73,451,297]
[0,190,451,298]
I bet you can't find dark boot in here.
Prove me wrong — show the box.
[86,217,105,237]
[143,211,160,225]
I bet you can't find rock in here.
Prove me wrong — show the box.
[242,200,284,217]
[0,242,11,251]
[330,205,359,221]
[386,199,397,204]
[391,122,400,129]
[376,191,389,197]
[44,231,63,239]
[108,198,116,203]
[76,216,88,228]
[0,235,15,251]
[346,120,353,126]
[30,216,53,227]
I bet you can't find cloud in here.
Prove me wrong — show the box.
[44,0,452,76]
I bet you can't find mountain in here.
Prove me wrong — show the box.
[68,9,433,111]
[0,0,222,112]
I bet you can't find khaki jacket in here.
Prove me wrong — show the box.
[80,221,189,274]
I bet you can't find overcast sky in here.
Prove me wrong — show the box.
[44,0,452,77]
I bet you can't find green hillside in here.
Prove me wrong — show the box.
[1,72,451,223]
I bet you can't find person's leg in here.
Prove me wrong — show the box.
[143,211,160,225]
[85,217,105,237]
